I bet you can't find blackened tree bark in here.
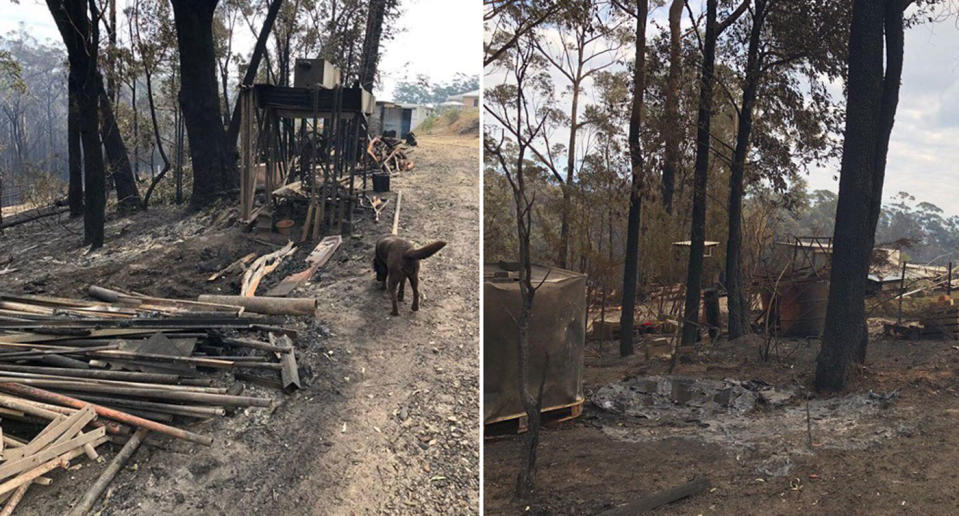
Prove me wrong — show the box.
[99,82,142,213]
[86,0,141,214]
[47,0,105,248]
[680,0,748,347]
[661,0,683,214]
[815,0,909,390]
[681,0,719,347]
[726,0,769,340]
[226,0,284,150]
[170,0,236,209]
[67,67,83,218]
[359,0,387,91]
[619,0,649,357]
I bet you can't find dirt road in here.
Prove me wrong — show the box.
[1,135,479,514]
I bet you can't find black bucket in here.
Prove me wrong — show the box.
[372,173,390,192]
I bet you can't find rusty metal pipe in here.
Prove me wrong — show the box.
[0,383,213,446]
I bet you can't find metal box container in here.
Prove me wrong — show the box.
[294,59,341,89]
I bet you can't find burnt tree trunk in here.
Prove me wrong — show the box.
[226,0,284,149]
[359,0,387,92]
[726,0,768,340]
[141,66,170,207]
[680,0,719,347]
[559,74,582,270]
[98,81,142,213]
[67,66,83,218]
[620,0,649,357]
[815,0,907,390]
[661,0,683,214]
[170,0,235,209]
[48,0,106,248]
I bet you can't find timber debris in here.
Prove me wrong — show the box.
[0,286,312,513]
[367,136,415,175]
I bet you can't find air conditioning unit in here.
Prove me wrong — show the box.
[294,59,341,89]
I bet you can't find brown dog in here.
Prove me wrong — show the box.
[374,235,446,315]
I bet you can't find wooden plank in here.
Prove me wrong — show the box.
[266,235,343,297]
[305,235,343,266]
[5,407,94,461]
[207,253,257,282]
[0,483,29,516]
[391,191,402,235]
[0,427,106,481]
[0,436,109,497]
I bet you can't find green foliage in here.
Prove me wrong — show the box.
[786,189,959,265]
[392,73,479,104]
[0,50,25,94]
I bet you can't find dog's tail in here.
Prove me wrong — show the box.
[404,241,447,260]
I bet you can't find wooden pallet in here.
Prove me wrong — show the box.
[484,399,584,438]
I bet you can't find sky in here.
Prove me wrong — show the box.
[0,0,481,101]
[485,4,959,217]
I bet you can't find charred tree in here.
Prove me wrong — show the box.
[98,81,142,213]
[725,0,769,340]
[661,0,683,214]
[226,0,284,150]
[680,0,747,347]
[485,31,555,498]
[47,0,106,248]
[67,66,83,218]
[815,0,909,390]
[170,0,235,209]
[680,0,720,347]
[619,0,649,357]
[359,0,387,91]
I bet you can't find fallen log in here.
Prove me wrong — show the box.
[0,205,69,230]
[197,295,316,316]
[598,477,710,516]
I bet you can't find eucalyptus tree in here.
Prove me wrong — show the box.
[485,11,563,497]
[45,0,107,248]
[169,0,236,208]
[679,0,748,347]
[617,0,649,357]
[533,0,628,269]
[721,0,848,339]
[816,0,929,390]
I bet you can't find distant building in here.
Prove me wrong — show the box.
[445,89,480,109]
[372,101,433,138]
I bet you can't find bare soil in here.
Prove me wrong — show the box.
[484,333,959,515]
[0,134,479,515]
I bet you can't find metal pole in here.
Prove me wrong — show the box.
[0,382,213,446]
[897,260,907,325]
[948,261,953,297]
[67,428,148,516]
